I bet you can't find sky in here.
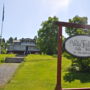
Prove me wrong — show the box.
[0,0,90,40]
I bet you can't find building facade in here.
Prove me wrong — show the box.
[7,38,40,54]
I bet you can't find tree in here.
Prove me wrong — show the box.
[7,37,13,43]
[37,16,59,55]
[20,38,24,42]
[65,15,88,36]
[0,38,5,44]
[0,38,6,54]
[65,15,90,72]
[14,37,17,40]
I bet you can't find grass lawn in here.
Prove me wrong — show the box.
[0,54,90,90]
[0,54,16,63]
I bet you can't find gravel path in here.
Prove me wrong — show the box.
[0,63,20,86]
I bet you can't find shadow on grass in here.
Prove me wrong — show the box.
[64,71,90,83]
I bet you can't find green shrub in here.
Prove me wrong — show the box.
[63,52,90,72]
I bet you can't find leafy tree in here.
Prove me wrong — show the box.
[65,15,88,36]
[64,15,90,72]
[37,16,59,55]
[2,38,5,43]
[0,38,5,44]
[0,38,6,54]
[7,37,13,43]
[14,37,17,40]
[20,38,24,42]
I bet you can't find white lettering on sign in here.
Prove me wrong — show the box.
[65,35,90,57]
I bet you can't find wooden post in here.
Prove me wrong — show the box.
[55,25,62,90]
[55,21,90,90]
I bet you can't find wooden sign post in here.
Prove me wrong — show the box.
[55,22,90,90]
[55,25,62,90]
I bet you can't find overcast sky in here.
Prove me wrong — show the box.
[0,0,90,39]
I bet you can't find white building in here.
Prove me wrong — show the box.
[7,38,40,54]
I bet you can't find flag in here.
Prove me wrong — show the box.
[2,4,4,22]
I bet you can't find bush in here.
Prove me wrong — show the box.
[63,52,90,72]
[1,49,7,54]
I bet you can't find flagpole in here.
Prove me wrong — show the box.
[0,20,3,54]
[0,4,4,54]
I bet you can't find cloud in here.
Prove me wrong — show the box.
[42,0,72,16]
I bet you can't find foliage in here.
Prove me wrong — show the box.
[0,38,7,54]
[6,37,18,44]
[63,52,90,72]
[0,37,17,54]
[65,15,88,36]
[7,37,13,43]
[14,37,17,40]
[65,15,90,72]
[1,48,7,54]
[37,16,59,55]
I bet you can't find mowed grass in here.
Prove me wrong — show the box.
[0,54,16,63]
[1,54,90,90]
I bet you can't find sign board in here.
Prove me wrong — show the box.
[55,22,90,90]
[65,35,90,57]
